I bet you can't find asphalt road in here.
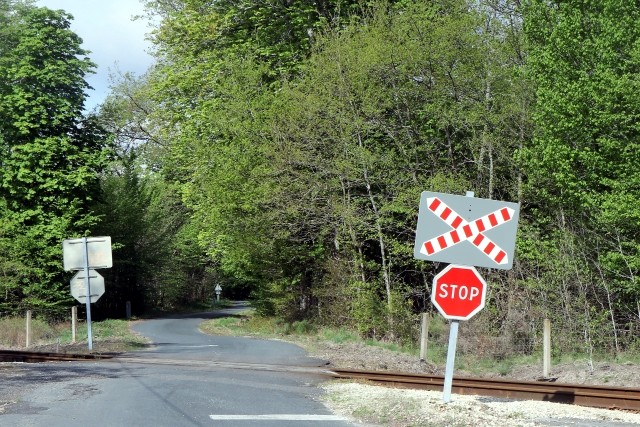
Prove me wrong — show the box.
[0,303,355,427]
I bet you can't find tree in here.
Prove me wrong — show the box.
[0,3,110,312]
[523,0,640,351]
[251,0,529,333]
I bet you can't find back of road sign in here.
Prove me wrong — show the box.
[70,269,105,304]
[63,237,113,271]
[413,191,520,269]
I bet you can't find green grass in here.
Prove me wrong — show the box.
[321,328,360,344]
[0,315,148,353]
[200,311,428,362]
[0,316,64,348]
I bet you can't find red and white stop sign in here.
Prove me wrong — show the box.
[432,264,487,321]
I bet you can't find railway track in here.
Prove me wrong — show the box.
[331,368,640,412]
[0,349,113,363]
[1,350,638,411]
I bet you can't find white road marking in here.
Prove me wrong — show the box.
[173,344,218,348]
[209,414,348,421]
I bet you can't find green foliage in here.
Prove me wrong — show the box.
[523,0,640,338]
[89,0,639,358]
[321,328,361,344]
[0,3,110,312]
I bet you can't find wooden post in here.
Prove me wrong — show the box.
[25,310,32,348]
[71,306,78,343]
[543,318,551,377]
[126,301,131,319]
[419,312,429,362]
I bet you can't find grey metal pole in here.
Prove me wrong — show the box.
[82,237,93,350]
[443,320,459,403]
[442,190,475,403]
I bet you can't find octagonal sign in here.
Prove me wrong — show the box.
[70,269,105,304]
[432,264,487,321]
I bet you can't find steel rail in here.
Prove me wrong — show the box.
[0,349,113,363]
[330,368,640,411]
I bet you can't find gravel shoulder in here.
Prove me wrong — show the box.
[322,381,640,427]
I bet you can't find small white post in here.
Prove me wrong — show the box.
[71,306,77,343]
[419,312,429,361]
[543,318,551,377]
[25,310,32,348]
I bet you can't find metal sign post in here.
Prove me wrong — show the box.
[82,237,94,350]
[443,320,459,403]
[443,191,474,403]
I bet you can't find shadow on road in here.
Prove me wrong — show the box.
[150,301,251,320]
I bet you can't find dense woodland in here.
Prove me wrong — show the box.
[0,0,638,356]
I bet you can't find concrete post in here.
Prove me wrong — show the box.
[26,310,32,348]
[543,318,551,377]
[419,312,429,362]
[71,306,77,343]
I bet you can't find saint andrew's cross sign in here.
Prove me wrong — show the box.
[413,192,520,270]
[413,191,520,404]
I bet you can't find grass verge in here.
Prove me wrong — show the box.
[199,310,429,363]
[0,315,148,354]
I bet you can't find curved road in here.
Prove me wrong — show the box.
[0,303,355,427]
[131,302,321,366]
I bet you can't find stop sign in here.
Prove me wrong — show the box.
[432,264,487,321]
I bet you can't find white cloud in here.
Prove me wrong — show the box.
[36,0,155,111]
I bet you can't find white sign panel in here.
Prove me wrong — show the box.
[63,237,113,271]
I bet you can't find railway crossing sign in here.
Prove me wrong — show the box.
[432,265,486,321]
[413,191,520,269]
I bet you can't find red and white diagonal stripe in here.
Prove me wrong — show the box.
[420,197,514,265]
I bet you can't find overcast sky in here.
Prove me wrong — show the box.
[35,0,155,112]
